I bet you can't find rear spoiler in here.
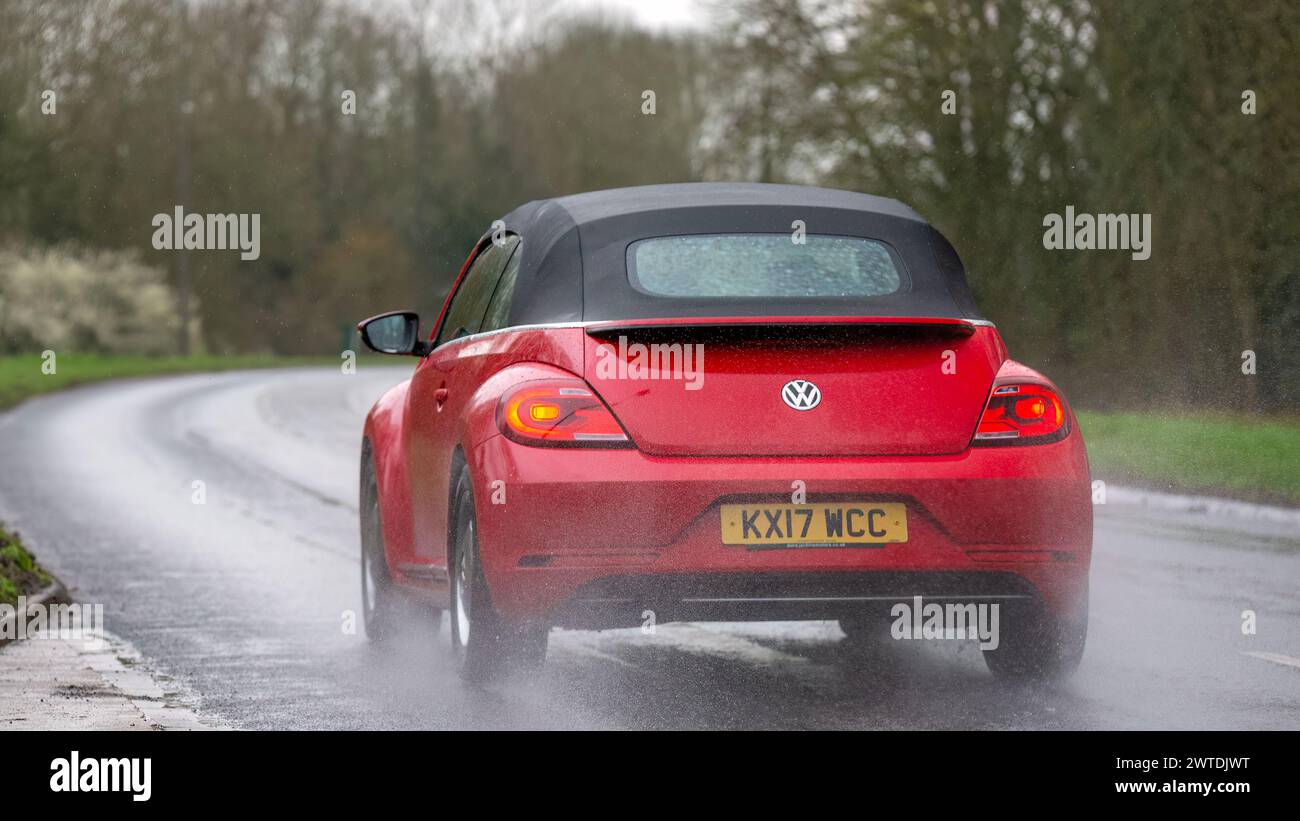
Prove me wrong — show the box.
[583,315,987,339]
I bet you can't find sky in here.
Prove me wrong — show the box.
[563,0,708,30]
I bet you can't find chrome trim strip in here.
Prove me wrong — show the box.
[576,594,1031,604]
[678,595,1030,603]
[430,322,590,355]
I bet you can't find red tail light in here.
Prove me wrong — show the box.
[973,383,1070,446]
[497,379,632,448]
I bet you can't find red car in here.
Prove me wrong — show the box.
[358,183,1092,681]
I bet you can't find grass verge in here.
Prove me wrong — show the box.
[1076,410,1300,507]
[0,353,338,411]
[0,524,50,606]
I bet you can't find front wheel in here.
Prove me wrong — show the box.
[448,465,548,682]
[360,450,399,642]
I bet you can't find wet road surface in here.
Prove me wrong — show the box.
[0,367,1296,729]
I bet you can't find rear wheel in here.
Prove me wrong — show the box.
[838,615,879,641]
[448,465,548,681]
[837,614,896,660]
[982,601,1087,681]
[838,614,887,644]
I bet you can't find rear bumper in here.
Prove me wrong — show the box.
[469,427,1092,627]
[551,570,1061,629]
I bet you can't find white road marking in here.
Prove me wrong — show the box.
[1243,651,1300,670]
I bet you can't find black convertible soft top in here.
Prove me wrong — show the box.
[492,182,984,326]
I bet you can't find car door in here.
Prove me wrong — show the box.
[406,235,520,569]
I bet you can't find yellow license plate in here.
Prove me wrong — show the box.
[721,502,908,547]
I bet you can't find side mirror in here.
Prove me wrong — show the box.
[357,311,427,356]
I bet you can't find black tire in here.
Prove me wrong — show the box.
[448,464,548,681]
[360,448,400,642]
[982,600,1087,681]
[838,615,881,642]
[838,613,894,658]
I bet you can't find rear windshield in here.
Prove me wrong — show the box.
[628,234,904,299]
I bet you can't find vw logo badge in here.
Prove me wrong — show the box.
[781,379,821,411]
